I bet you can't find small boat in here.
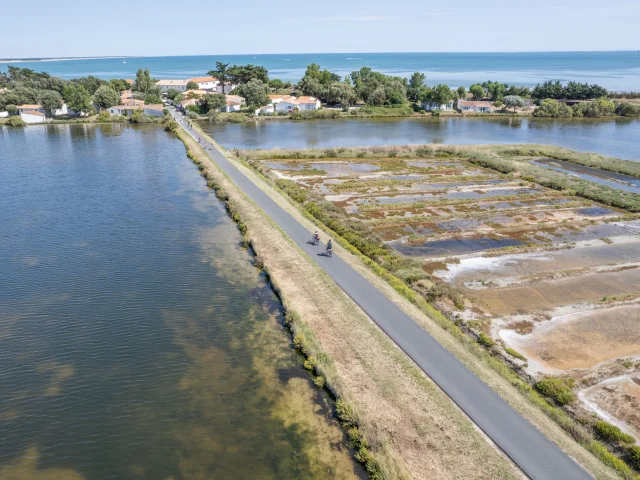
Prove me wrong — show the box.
[123,60,127,64]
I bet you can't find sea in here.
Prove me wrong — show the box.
[2,51,639,91]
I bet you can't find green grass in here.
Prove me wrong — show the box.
[504,347,527,361]
[535,377,576,406]
[594,421,636,445]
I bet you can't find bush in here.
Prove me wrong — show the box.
[6,104,17,115]
[593,421,635,445]
[162,108,169,115]
[6,116,26,127]
[187,111,199,120]
[629,445,640,469]
[505,347,526,361]
[477,332,495,348]
[535,377,576,405]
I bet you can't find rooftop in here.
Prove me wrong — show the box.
[21,110,45,117]
[156,79,189,86]
[459,100,493,107]
[189,76,217,83]
[17,104,42,109]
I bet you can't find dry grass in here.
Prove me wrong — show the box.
[179,128,523,479]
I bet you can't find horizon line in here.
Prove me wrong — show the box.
[0,49,637,62]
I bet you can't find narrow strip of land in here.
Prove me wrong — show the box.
[170,110,591,480]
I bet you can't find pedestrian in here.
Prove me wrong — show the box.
[198,136,201,143]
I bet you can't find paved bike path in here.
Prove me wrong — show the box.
[174,112,591,480]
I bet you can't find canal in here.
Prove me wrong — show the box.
[0,124,359,479]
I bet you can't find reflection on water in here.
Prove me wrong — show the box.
[0,125,359,479]
[201,117,640,161]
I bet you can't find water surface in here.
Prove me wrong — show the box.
[202,117,640,161]
[0,124,358,479]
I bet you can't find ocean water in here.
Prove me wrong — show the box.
[2,51,639,90]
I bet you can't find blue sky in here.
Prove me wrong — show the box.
[3,0,638,58]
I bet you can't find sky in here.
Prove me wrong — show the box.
[2,0,638,58]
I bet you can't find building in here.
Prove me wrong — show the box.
[220,97,243,113]
[17,104,45,114]
[273,95,321,113]
[216,83,236,94]
[179,98,199,111]
[107,104,164,117]
[0,111,9,118]
[125,79,134,85]
[20,110,46,123]
[422,101,454,111]
[188,76,219,91]
[155,79,189,93]
[457,99,493,113]
[254,104,275,116]
[53,103,69,116]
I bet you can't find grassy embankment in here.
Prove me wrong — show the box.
[237,142,640,479]
[168,118,529,480]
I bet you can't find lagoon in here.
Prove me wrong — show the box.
[201,117,640,161]
[0,124,359,479]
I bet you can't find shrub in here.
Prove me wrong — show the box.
[162,108,169,115]
[629,445,640,469]
[535,377,576,405]
[477,332,495,348]
[6,104,17,115]
[187,111,199,120]
[505,347,526,361]
[594,421,635,445]
[6,116,26,127]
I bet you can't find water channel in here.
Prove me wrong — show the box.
[201,117,640,161]
[0,124,359,479]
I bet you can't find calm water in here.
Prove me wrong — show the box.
[201,117,640,161]
[0,124,358,479]
[2,51,639,90]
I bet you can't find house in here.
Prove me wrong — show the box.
[106,104,164,117]
[0,111,9,118]
[188,76,219,91]
[53,103,69,116]
[271,95,321,112]
[220,96,243,113]
[457,99,493,113]
[422,101,454,111]
[179,98,199,111]
[297,96,321,110]
[125,79,134,85]
[183,89,209,98]
[155,79,189,93]
[216,83,236,94]
[255,104,275,116]
[20,110,46,123]
[121,98,145,107]
[17,104,45,114]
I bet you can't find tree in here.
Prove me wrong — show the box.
[227,64,269,85]
[186,81,199,90]
[166,88,180,100]
[407,72,427,103]
[326,82,356,108]
[385,80,407,105]
[200,93,226,113]
[533,99,573,118]
[174,93,185,103]
[93,85,119,109]
[134,68,154,95]
[428,84,454,105]
[38,90,63,115]
[109,79,128,92]
[6,104,17,115]
[484,81,506,102]
[269,79,284,90]
[144,94,163,105]
[208,62,231,90]
[457,86,467,100]
[62,83,92,114]
[235,79,268,108]
[367,86,387,106]
[469,84,485,100]
[503,95,525,112]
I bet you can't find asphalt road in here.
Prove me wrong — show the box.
[172,110,592,480]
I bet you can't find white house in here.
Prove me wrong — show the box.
[255,104,275,116]
[17,104,45,114]
[20,110,46,123]
[53,103,69,116]
[220,99,242,113]
[188,76,219,91]
[457,99,493,113]
[297,96,321,110]
[106,104,164,117]
[423,101,454,111]
[156,79,189,93]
